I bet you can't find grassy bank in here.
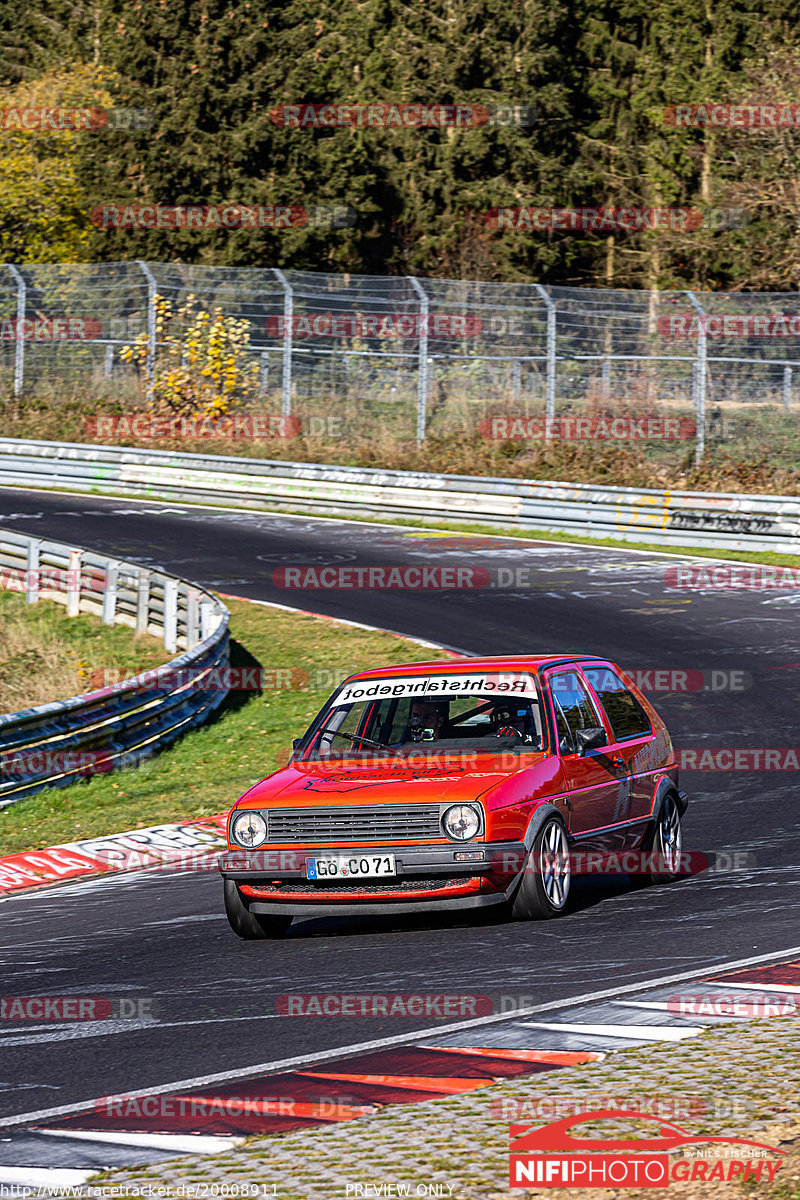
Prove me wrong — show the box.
[0,589,171,713]
[0,598,451,856]
[3,389,800,496]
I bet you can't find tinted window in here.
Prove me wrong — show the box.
[549,671,604,750]
[584,667,652,740]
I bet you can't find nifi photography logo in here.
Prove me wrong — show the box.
[508,1109,783,1188]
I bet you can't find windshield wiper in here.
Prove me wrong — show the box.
[318,727,393,754]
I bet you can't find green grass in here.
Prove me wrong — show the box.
[0,598,451,856]
[0,589,172,712]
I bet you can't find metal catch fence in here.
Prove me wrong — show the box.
[2,263,800,460]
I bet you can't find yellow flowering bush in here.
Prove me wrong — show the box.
[121,294,259,418]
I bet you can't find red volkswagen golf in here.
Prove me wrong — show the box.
[220,656,688,938]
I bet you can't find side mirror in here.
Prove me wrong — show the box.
[292,738,302,751]
[575,726,606,755]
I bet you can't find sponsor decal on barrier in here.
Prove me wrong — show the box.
[485,207,746,232]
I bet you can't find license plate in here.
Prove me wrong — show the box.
[305,854,397,880]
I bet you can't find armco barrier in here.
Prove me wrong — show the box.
[0,526,229,808]
[0,437,798,552]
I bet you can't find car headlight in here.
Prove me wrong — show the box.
[442,804,480,841]
[231,811,267,848]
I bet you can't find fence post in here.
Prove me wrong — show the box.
[408,277,429,446]
[512,360,521,403]
[102,562,119,625]
[66,549,82,617]
[163,578,178,652]
[259,351,269,398]
[6,265,26,396]
[685,291,707,466]
[26,538,40,605]
[601,357,611,397]
[272,269,293,416]
[136,570,151,634]
[104,343,114,377]
[136,261,157,404]
[784,366,792,409]
[533,284,556,438]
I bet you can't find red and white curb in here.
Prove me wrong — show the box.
[0,814,227,898]
[1,949,799,1187]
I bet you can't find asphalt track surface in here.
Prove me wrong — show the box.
[1,489,798,1124]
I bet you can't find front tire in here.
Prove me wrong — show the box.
[647,793,684,884]
[511,816,571,920]
[223,879,292,940]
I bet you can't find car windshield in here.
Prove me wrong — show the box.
[300,671,545,761]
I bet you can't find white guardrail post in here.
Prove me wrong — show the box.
[685,290,707,466]
[102,561,119,625]
[66,549,81,616]
[25,538,40,605]
[272,268,293,417]
[6,265,26,396]
[533,284,556,439]
[136,260,157,405]
[408,277,430,446]
[163,577,178,652]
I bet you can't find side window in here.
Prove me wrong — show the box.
[549,671,604,750]
[584,667,652,740]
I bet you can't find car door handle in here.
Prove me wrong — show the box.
[610,756,626,770]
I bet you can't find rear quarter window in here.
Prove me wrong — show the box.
[583,666,652,740]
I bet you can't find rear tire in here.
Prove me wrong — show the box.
[511,816,571,920]
[223,879,292,940]
[646,793,684,885]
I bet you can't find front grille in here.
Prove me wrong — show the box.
[250,876,474,895]
[266,804,442,843]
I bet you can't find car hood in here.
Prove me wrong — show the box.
[236,752,547,809]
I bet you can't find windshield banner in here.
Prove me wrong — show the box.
[332,673,539,706]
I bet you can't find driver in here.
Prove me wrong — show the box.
[492,702,535,743]
[406,699,448,742]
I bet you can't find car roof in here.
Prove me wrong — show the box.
[343,655,608,684]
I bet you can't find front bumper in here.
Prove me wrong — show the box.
[218,841,528,914]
